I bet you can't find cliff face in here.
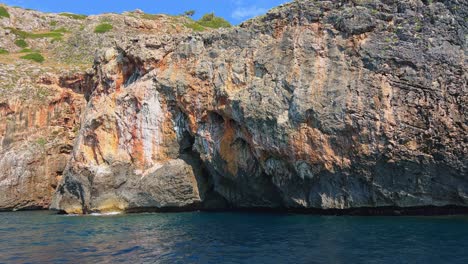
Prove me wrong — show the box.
[0,72,87,210]
[0,5,201,210]
[52,0,467,214]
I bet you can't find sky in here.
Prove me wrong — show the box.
[0,0,290,24]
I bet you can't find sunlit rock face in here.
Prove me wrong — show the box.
[0,4,204,211]
[51,49,211,214]
[0,79,86,211]
[53,0,467,213]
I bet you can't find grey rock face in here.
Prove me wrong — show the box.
[51,0,468,213]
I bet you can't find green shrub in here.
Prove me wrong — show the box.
[185,22,205,32]
[49,21,58,26]
[184,10,196,17]
[29,32,63,39]
[94,23,113,33]
[0,6,10,18]
[14,39,28,48]
[0,48,8,54]
[20,52,45,63]
[184,13,231,32]
[7,27,63,39]
[19,48,33,53]
[36,138,47,146]
[59,12,87,20]
[197,13,231,28]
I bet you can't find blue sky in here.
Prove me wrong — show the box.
[0,0,290,24]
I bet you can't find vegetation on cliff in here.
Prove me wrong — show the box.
[20,52,45,63]
[185,12,231,31]
[94,23,113,33]
[0,6,9,18]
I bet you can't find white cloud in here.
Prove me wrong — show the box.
[231,6,268,20]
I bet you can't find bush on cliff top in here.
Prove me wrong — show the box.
[197,13,231,28]
[20,52,45,63]
[94,23,113,33]
[184,12,231,32]
[0,6,10,18]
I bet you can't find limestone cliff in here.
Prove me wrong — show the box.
[0,5,203,210]
[51,0,467,214]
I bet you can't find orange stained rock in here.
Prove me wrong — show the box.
[115,70,124,93]
[37,107,48,128]
[219,119,239,176]
[348,33,369,51]
[309,23,323,36]
[273,20,288,39]
[289,124,347,172]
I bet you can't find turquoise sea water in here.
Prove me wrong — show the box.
[1,211,468,263]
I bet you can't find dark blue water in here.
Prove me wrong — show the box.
[1,211,468,263]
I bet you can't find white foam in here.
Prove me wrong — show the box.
[90,211,123,216]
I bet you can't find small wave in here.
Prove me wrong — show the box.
[90,212,123,216]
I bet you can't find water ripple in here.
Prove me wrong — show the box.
[1,211,468,263]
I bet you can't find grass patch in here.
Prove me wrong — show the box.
[0,6,10,18]
[14,39,28,48]
[19,48,33,53]
[20,52,45,63]
[59,12,87,20]
[94,23,113,33]
[7,27,63,40]
[185,22,205,32]
[52,27,69,33]
[141,13,163,20]
[0,48,8,54]
[184,13,231,32]
[49,21,57,26]
[36,138,47,147]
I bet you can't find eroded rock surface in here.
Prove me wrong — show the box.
[0,75,86,210]
[53,0,467,213]
[0,4,203,211]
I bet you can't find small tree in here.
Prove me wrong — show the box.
[184,10,195,17]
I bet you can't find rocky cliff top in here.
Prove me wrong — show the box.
[0,4,208,101]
